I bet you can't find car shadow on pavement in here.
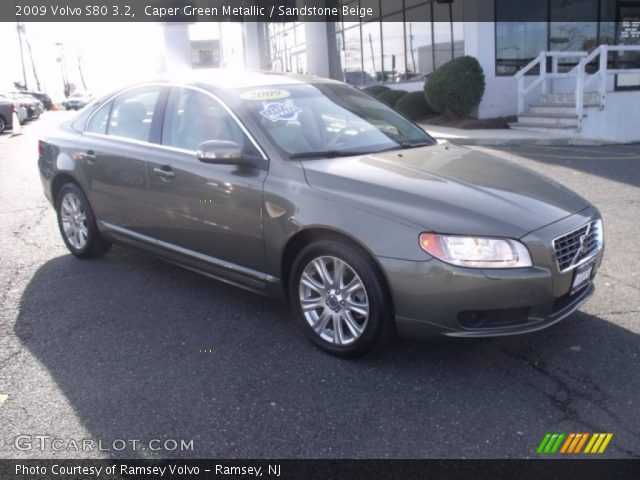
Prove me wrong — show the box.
[14,248,640,459]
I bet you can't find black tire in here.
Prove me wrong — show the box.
[55,182,111,259]
[0,115,6,133]
[289,239,395,358]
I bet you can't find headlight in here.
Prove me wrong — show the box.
[419,233,532,268]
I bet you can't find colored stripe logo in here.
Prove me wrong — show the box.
[537,433,613,454]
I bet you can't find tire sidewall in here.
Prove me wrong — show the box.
[289,239,391,357]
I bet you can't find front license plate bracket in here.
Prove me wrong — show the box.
[571,260,595,295]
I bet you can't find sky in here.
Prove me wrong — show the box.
[0,23,169,100]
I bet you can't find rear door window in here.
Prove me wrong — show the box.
[107,88,162,142]
[86,100,112,134]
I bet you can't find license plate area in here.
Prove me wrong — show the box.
[571,260,595,295]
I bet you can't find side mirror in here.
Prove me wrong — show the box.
[196,140,244,165]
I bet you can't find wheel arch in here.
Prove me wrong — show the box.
[280,226,395,313]
[51,173,83,204]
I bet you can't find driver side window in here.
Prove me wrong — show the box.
[162,87,256,156]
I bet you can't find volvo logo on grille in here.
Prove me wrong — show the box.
[571,223,591,267]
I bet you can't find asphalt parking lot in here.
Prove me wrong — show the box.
[0,113,638,459]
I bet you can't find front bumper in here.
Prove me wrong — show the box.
[381,207,604,339]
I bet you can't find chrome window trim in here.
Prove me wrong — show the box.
[84,131,199,156]
[83,82,268,161]
[552,219,603,273]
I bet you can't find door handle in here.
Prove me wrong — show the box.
[152,166,176,179]
[83,150,96,164]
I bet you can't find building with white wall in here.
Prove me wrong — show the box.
[162,0,640,141]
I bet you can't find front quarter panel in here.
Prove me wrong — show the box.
[262,162,430,281]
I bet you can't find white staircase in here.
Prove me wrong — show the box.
[510,92,599,134]
[510,46,640,140]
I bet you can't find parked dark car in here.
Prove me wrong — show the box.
[38,73,604,357]
[0,100,13,133]
[24,91,52,110]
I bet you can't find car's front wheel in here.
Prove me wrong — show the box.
[0,115,6,133]
[289,239,394,357]
[55,183,111,259]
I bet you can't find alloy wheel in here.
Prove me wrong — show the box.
[298,256,369,346]
[60,191,89,250]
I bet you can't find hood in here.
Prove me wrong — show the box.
[301,144,590,238]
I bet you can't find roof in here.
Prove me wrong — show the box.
[165,69,343,89]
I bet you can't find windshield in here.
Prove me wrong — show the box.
[234,83,435,158]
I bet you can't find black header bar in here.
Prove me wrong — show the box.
[2,1,618,23]
[1,459,639,480]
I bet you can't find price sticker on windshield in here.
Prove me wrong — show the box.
[260,102,302,122]
[240,89,290,101]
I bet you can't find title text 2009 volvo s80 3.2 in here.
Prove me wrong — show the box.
[38,72,604,357]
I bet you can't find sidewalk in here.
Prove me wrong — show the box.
[419,124,576,146]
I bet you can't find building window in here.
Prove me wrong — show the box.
[495,0,548,76]
[495,0,620,76]
[406,4,433,77]
[382,18,406,82]
[341,24,368,84]
[335,0,465,86]
[267,22,306,73]
[361,21,383,81]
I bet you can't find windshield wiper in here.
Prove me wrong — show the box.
[289,150,370,159]
[376,141,434,154]
[399,141,433,148]
[289,142,433,159]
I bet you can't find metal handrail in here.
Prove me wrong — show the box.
[516,46,640,130]
[575,45,640,130]
[516,51,587,114]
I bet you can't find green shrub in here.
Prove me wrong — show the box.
[395,91,435,120]
[362,85,391,97]
[378,89,408,107]
[424,56,485,117]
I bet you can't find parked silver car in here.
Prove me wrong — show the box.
[0,94,28,124]
[38,73,604,357]
[63,92,93,110]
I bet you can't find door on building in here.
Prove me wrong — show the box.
[616,1,640,89]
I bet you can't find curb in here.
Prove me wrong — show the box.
[434,136,572,146]
[432,136,621,147]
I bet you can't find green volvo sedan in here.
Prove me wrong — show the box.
[38,72,604,357]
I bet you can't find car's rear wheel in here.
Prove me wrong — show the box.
[0,116,6,133]
[55,183,111,259]
[289,239,394,357]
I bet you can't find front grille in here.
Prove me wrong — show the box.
[553,220,601,272]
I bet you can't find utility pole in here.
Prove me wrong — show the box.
[368,32,376,76]
[77,51,88,91]
[23,24,42,91]
[409,23,416,73]
[55,42,70,97]
[16,22,28,90]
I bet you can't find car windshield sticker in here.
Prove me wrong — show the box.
[260,102,302,122]
[240,88,290,101]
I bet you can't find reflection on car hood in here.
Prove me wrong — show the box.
[301,144,590,238]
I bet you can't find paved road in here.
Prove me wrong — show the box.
[1,115,639,459]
